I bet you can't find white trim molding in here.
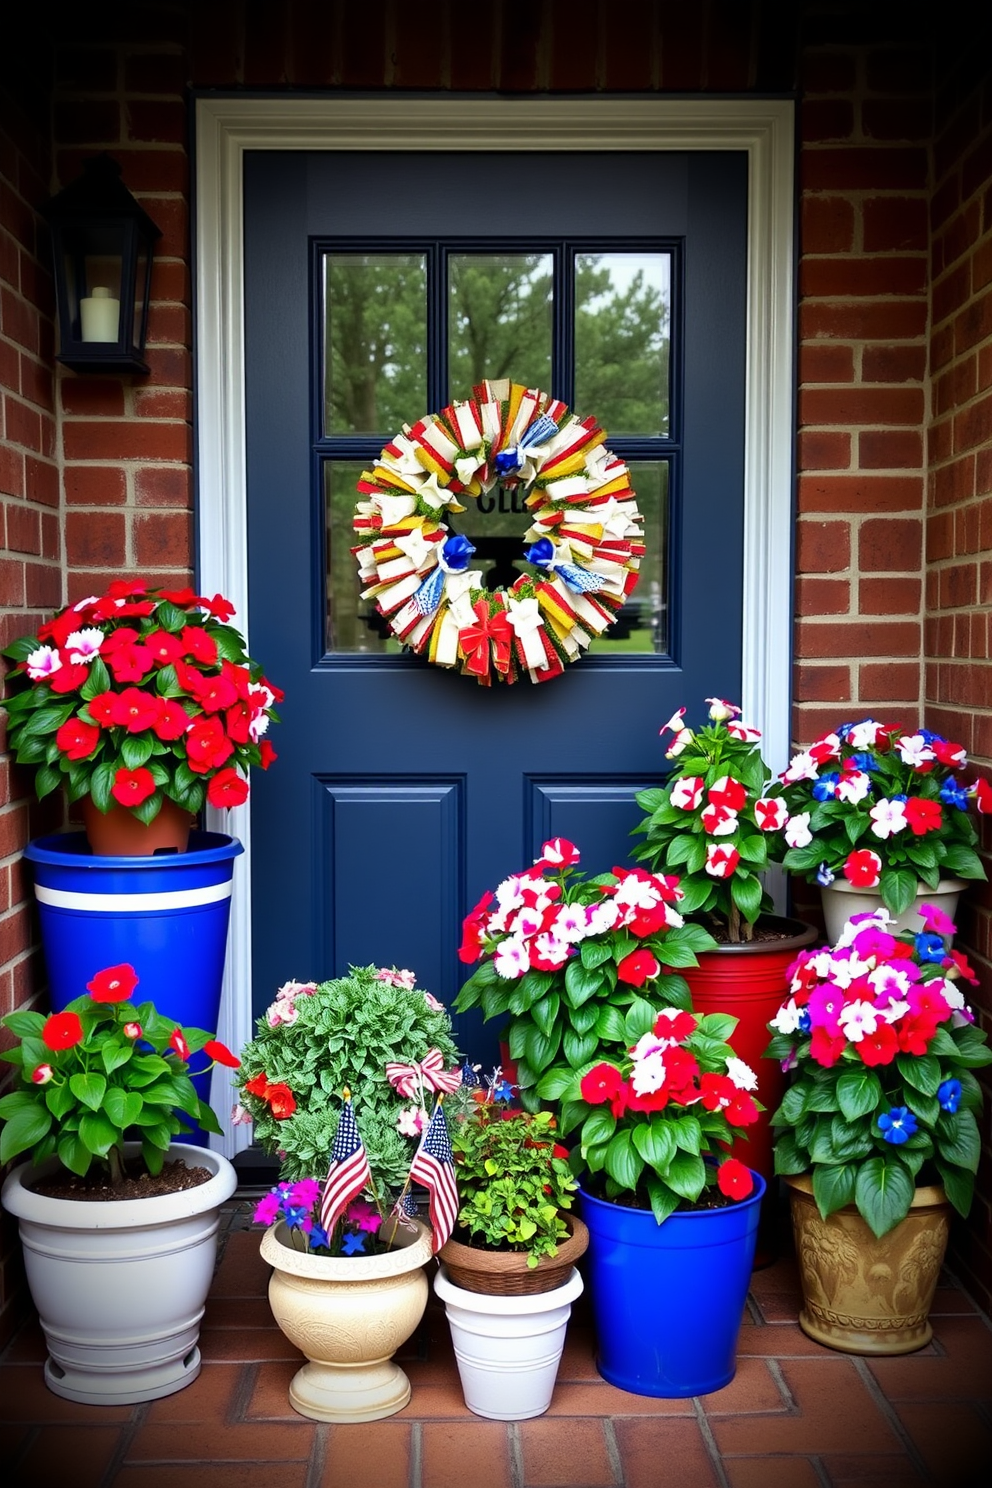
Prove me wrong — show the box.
[194,95,796,1153]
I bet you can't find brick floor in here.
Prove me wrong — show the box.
[2,1196,990,1488]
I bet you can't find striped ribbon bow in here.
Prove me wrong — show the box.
[385,1049,463,1100]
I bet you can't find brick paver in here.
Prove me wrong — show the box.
[1,1194,990,1487]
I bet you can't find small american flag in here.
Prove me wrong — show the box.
[409,1101,459,1253]
[320,1096,372,1237]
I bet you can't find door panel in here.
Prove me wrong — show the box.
[244,150,747,1060]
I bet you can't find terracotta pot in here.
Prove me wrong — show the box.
[83,796,195,856]
[259,1218,432,1422]
[820,877,968,946]
[438,1211,589,1296]
[786,1174,951,1355]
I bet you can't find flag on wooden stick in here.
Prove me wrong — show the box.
[409,1099,459,1252]
[320,1092,372,1236]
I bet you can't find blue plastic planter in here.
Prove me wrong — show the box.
[578,1172,765,1398]
[24,831,243,1142]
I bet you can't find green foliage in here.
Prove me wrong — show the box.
[237,966,460,1202]
[0,976,227,1184]
[631,705,779,940]
[446,1102,576,1265]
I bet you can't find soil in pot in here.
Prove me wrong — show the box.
[32,1158,212,1202]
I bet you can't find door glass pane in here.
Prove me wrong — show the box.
[448,254,553,402]
[574,253,671,436]
[325,460,400,654]
[323,253,427,435]
[588,461,669,655]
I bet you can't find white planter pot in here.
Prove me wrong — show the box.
[820,877,968,946]
[260,1218,432,1423]
[0,1143,237,1405]
[434,1263,583,1420]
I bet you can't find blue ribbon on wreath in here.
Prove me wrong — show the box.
[494,413,560,477]
[524,536,607,594]
[413,534,476,617]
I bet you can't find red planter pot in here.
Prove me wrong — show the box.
[683,916,818,1262]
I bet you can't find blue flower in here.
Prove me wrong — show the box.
[341,1231,367,1256]
[283,1204,309,1230]
[812,773,840,801]
[918,729,940,744]
[816,862,836,887]
[441,534,476,570]
[848,752,877,772]
[937,1079,962,1113]
[915,932,947,964]
[878,1107,918,1145]
[798,1008,812,1034]
[309,1223,331,1251]
[492,1079,514,1102]
[837,721,856,740]
[939,779,969,811]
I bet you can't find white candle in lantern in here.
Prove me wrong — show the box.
[80,286,120,342]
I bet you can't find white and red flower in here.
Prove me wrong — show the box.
[754,797,788,831]
[705,698,741,721]
[670,775,704,811]
[705,843,740,878]
[784,811,813,849]
[701,802,739,836]
[843,849,882,888]
[726,720,761,743]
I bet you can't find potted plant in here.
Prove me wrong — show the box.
[235,965,461,1423]
[630,700,816,1217]
[765,906,991,1354]
[770,718,988,941]
[564,1007,765,1397]
[433,1073,589,1421]
[0,963,239,1404]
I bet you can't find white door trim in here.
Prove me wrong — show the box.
[193,95,796,1153]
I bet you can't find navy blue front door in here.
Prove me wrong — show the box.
[244,150,747,1059]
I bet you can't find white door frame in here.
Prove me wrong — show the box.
[193,95,796,1154]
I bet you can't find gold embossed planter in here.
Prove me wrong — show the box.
[786,1174,951,1355]
[260,1219,432,1422]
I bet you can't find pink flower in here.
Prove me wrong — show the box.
[919,902,955,938]
[253,1192,282,1225]
[755,797,788,831]
[537,837,580,867]
[397,1105,426,1137]
[705,843,740,878]
[844,849,882,888]
[705,698,741,721]
[25,644,62,680]
[375,967,418,989]
[493,936,530,979]
[231,1103,253,1127]
[65,628,104,664]
[424,992,444,1010]
[670,775,704,810]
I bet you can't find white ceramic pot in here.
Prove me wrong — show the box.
[260,1218,432,1423]
[820,877,968,946]
[0,1143,237,1405]
[434,1263,583,1420]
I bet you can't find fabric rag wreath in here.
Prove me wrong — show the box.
[352,380,644,685]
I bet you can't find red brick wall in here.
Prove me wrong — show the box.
[924,49,992,1311]
[2,1,992,1326]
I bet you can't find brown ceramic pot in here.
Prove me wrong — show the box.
[438,1211,589,1296]
[82,796,195,856]
[786,1173,951,1355]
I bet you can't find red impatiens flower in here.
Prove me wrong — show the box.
[181,625,219,666]
[973,778,992,814]
[259,740,277,770]
[153,697,191,741]
[458,890,494,964]
[717,1158,753,1200]
[265,1082,296,1119]
[48,660,90,694]
[580,1063,625,1105]
[111,766,156,806]
[86,963,139,1003]
[225,700,253,744]
[186,716,234,773]
[204,1039,241,1068]
[537,837,581,867]
[932,739,966,768]
[105,640,153,683]
[904,798,942,836]
[202,592,236,622]
[143,629,186,666]
[87,691,120,727]
[810,1025,847,1067]
[207,767,249,809]
[42,1011,84,1051]
[169,1028,190,1060]
[857,1022,899,1066]
[113,687,161,733]
[55,717,100,760]
[191,672,239,714]
[156,586,201,607]
[616,948,661,987]
[843,848,882,888]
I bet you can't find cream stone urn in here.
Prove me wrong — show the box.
[259,1218,432,1422]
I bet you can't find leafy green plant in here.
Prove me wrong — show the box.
[1,580,281,823]
[766,905,991,1236]
[447,1084,576,1265]
[0,963,234,1182]
[454,838,716,1113]
[235,966,461,1203]
[631,700,784,942]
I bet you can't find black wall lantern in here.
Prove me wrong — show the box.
[43,154,162,374]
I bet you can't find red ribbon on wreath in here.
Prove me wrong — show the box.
[458,598,513,682]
